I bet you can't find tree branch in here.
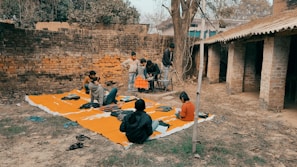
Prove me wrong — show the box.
[180,0,188,11]
[162,4,172,15]
[190,0,200,17]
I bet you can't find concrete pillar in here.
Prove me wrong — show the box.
[207,44,220,83]
[243,43,259,92]
[226,42,246,94]
[260,36,290,111]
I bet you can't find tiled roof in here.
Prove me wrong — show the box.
[202,9,297,44]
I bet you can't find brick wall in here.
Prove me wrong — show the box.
[0,22,172,103]
[260,36,290,111]
[226,42,245,94]
[207,44,220,83]
[35,22,149,35]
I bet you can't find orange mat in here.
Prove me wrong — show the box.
[25,89,214,148]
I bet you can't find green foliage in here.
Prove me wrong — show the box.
[0,0,140,28]
[0,0,19,19]
[68,0,140,26]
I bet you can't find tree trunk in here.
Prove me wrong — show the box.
[171,0,200,80]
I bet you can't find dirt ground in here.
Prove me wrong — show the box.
[0,80,296,167]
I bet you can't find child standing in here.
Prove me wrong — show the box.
[121,51,140,92]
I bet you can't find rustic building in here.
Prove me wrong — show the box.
[197,0,297,111]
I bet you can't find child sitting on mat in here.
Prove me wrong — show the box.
[175,91,195,121]
[89,77,118,107]
[120,99,159,144]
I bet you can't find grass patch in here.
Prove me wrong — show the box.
[142,135,204,166]
[144,136,197,158]
[0,118,27,137]
[211,146,231,154]
[207,144,231,166]
[5,125,26,135]
[99,134,204,166]
[209,154,228,166]
[0,118,13,127]
[0,125,27,137]
[45,116,70,126]
[236,152,245,159]
[244,156,266,166]
[99,152,155,166]
[196,143,205,156]
[37,116,74,137]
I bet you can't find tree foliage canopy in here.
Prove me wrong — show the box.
[0,0,140,28]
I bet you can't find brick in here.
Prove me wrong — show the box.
[0,22,173,103]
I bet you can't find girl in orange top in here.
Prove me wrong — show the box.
[176,91,195,121]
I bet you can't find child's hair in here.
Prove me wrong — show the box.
[89,70,96,76]
[140,58,146,64]
[146,60,153,66]
[179,91,190,101]
[131,51,136,56]
[128,99,146,124]
[135,99,146,111]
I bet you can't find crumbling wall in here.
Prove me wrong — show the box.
[0,22,173,103]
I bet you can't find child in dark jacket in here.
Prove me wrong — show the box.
[146,60,160,91]
[120,99,158,144]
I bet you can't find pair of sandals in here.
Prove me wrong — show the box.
[67,135,91,151]
[67,142,84,151]
[76,134,91,141]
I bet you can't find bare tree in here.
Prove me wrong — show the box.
[233,0,271,20]
[163,0,200,79]
[141,0,169,34]
[206,0,271,21]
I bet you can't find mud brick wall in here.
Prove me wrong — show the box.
[207,44,220,83]
[226,42,246,94]
[260,36,290,111]
[0,22,173,103]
